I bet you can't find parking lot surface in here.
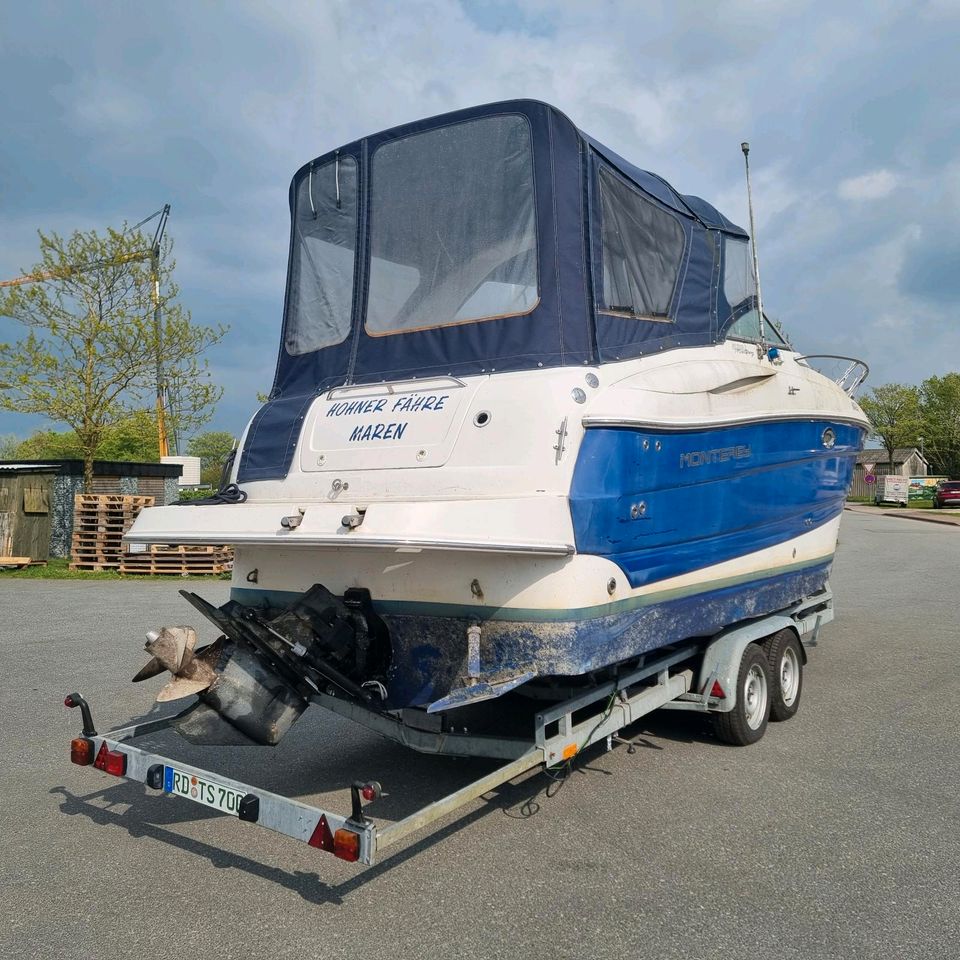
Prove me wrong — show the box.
[0,511,957,959]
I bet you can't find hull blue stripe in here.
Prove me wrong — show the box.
[570,419,864,587]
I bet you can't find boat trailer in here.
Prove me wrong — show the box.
[64,589,833,867]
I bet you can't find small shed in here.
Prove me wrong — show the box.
[0,464,60,563]
[0,459,183,558]
[849,447,929,499]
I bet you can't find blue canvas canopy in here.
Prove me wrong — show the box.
[239,99,750,481]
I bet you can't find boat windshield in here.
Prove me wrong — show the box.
[366,115,538,335]
[722,236,788,346]
[726,305,789,346]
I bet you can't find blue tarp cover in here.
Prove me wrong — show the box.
[240,99,749,481]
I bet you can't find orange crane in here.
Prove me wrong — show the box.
[1,204,174,457]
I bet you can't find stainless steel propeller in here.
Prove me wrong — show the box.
[132,626,219,702]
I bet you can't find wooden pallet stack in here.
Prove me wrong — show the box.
[69,494,155,571]
[119,544,234,576]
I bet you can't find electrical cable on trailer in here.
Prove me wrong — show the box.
[173,481,247,505]
[541,688,620,797]
[173,449,247,505]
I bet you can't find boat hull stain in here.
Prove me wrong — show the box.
[232,558,831,710]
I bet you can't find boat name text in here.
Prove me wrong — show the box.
[324,393,451,443]
[327,394,449,418]
[348,422,409,442]
[679,445,752,468]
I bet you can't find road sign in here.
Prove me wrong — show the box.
[863,462,875,474]
[865,474,876,485]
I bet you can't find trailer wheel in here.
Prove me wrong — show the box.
[712,643,770,746]
[765,629,803,722]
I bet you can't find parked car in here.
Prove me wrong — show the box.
[933,481,960,509]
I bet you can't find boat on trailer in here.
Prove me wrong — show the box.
[121,99,869,746]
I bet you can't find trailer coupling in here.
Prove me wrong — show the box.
[130,583,392,746]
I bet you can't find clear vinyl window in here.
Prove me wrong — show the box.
[598,166,685,321]
[722,238,754,318]
[284,155,358,355]
[366,115,538,335]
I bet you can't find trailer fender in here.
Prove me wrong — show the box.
[699,616,799,713]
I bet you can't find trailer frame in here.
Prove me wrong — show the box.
[64,587,833,867]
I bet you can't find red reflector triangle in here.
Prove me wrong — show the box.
[308,814,335,851]
[710,680,726,699]
[93,742,110,771]
[92,741,126,776]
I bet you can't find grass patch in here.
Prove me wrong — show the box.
[855,500,936,510]
[0,557,230,581]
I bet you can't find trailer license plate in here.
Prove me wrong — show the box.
[163,766,244,816]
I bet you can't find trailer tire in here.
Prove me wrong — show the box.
[712,643,770,746]
[765,629,803,722]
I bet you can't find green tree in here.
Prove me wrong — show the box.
[96,409,161,461]
[12,429,83,460]
[187,430,236,486]
[919,373,960,478]
[0,224,227,491]
[0,434,21,459]
[165,367,224,456]
[12,410,161,462]
[859,383,922,471]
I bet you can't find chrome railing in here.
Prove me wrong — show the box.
[796,355,869,397]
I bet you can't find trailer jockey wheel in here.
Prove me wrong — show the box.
[763,629,804,722]
[712,643,771,746]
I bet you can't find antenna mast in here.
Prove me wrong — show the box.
[740,141,767,353]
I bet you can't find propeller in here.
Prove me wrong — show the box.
[132,626,220,702]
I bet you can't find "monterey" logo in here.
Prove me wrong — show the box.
[679,445,752,468]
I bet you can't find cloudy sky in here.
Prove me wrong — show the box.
[1,0,958,441]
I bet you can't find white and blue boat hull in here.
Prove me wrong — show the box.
[121,99,869,740]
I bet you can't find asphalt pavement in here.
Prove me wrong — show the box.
[0,511,958,959]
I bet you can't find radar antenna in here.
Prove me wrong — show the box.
[740,142,767,357]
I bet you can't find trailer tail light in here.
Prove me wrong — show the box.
[710,680,726,699]
[333,828,360,862]
[93,742,127,777]
[70,737,94,765]
[308,814,335,852]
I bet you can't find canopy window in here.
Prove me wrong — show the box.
[284,155,358,355]
[722,237,754,321]
[598,166,685,322]
[243,100,753,482]
[366,114,538,335]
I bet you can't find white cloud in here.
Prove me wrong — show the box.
[837,169,899,201]
[2,0,959,437]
